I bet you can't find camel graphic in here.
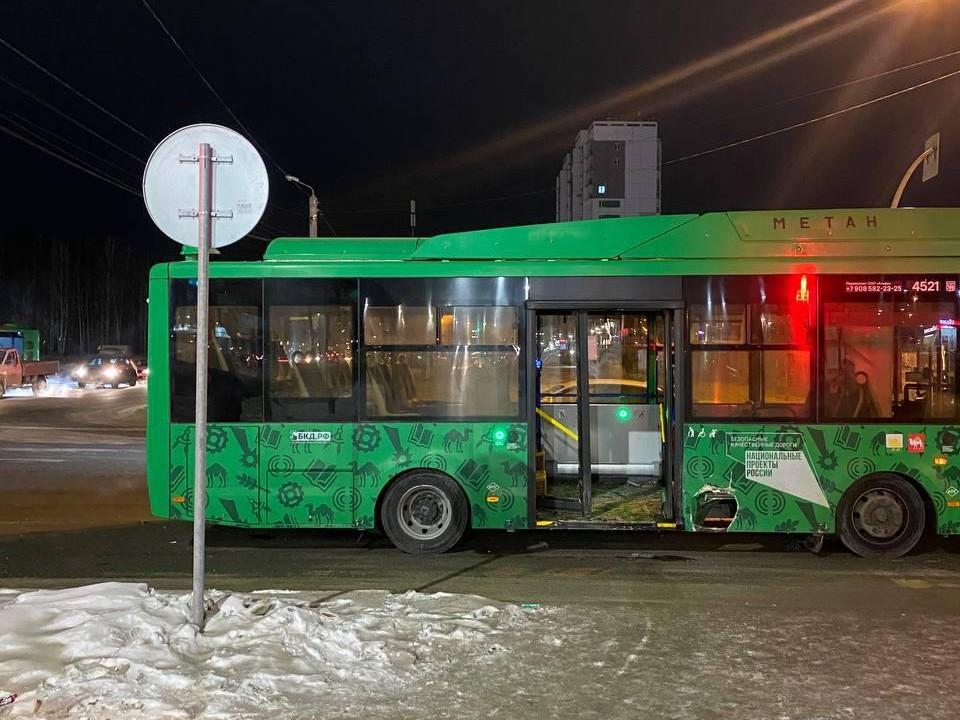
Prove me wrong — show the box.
[443,428,472,453]
[306,503,335,526]
[501,460,527,485]
[351,461,381,487]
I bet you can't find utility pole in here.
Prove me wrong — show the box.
[285,174,319,237]
[308,192,319,238]
[410,199,416,237]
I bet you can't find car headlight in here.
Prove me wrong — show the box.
[104,366,119,378]
[76,366,88,377]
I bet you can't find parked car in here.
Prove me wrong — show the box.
[76,355,138,388]
[134,359,149,381]
[0,348,59,397]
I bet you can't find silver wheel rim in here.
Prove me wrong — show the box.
[852,488,907,542]
[396,484,452,541]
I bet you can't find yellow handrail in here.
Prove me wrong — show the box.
[535,406,579,442]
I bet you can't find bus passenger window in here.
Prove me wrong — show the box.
[365,349,519,418]
[263,279,357,422]
[824,299,957,420]
[686,275,813,420]
[364,306,435,344]
[359,279,524,420]
[270,306,354,400]
[689,304,746,344]
[439,306,518,345]
[691,350,750,412]
[171,279,263,423]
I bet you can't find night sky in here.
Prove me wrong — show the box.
[2,0,960,263]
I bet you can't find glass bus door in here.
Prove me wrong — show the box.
[535,309,672,523]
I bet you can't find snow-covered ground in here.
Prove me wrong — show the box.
[1,582,957,719]
[0,583,537,719]
[3,374,91,399]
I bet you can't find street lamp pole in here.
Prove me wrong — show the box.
[285,174,319,237]
[890,147,936,209]
[891,133,941,209]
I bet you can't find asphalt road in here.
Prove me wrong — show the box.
[2,383,960,717]
[0,381,149,535]
[0,382,958,605]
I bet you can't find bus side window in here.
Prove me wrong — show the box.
[265,279,358,422]
[823,295,958,420]
[171,279,263,423]
[686,276,812,420]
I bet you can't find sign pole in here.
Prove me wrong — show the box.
[142,124,268,632]
[191,141,213,629]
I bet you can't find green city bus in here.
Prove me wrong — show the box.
[146,207,960,556]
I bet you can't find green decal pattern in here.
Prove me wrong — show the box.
[683,423,960,535]
[170,425,264,525]
[168,421,528,531]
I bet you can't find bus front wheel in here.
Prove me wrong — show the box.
[837,474,926,558]
[380,470,469,554]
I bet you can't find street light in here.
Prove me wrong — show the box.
[890,133,940,209]
[285,174,319,237]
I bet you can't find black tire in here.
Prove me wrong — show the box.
[77,381,86,389]
[31,376,47,395]
[129,375,137,387]
[838,473,926,558]
[380,470,469,554]
[0,379,5,399]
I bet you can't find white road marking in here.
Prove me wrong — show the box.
[0,458,66,463]
[0,426,143,432]
[117,403,148,416]
[0,447,142,453]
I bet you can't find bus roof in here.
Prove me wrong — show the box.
[262,208,960,263]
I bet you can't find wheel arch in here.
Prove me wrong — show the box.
[374,466,472,531]
[838,469,935,537]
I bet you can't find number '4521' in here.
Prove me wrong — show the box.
[911,280,940,292]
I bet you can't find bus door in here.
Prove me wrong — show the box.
[535,309,674,523]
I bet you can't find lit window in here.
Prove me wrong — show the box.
[597,184,606,195]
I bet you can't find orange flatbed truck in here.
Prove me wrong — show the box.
[0,348,58,397]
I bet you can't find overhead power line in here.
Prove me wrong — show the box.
[0,73,147,164]
[0,34,153,143]
[665,65,960,165]
[140,0,330,237]
[0,120,142,197]
[0,108,141,181]
[139,0,288,177]
[761,47,960,111]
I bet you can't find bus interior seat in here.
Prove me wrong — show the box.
[367,361,419,416]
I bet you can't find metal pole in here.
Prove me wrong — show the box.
[891,146,936,209]
[191,141,213,629]
[410,199,416,237]
[308,193,318,237]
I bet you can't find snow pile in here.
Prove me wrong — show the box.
[0,583,532,719]
[4,374,84,399]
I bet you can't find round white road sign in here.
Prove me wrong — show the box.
[143,123,269,248]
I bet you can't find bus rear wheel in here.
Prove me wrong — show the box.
[380,470,468,554]
[838,474,925,558]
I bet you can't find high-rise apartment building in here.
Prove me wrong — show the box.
[556,121,660,222]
